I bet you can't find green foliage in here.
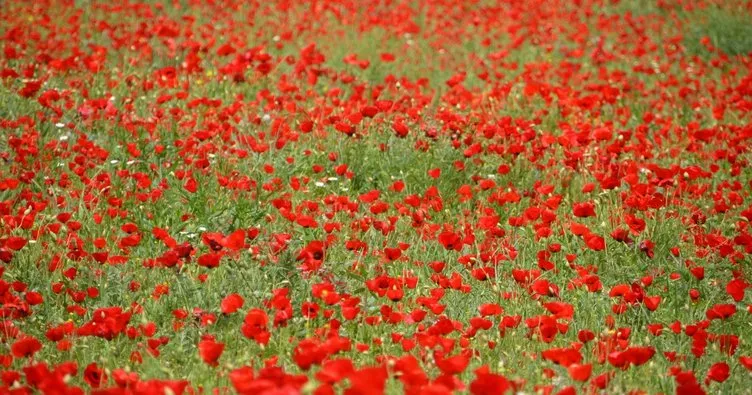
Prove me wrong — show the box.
[684,5,752,57]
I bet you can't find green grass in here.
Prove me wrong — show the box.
[683,4,752,57]
[1,0,752,394]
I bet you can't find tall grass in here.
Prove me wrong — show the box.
[683,4,752,57]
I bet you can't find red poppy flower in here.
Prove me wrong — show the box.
[568,363,592,382]
[241,308,270,345]
[726,278,747,302]
[83,363,106,388]
[11,336,42,358]
[221,293,245,314]
[706,304,737,320]
[705,362,730,384]
[469,365,510,394]
[198,337,225,367]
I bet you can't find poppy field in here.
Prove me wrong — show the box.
[2,0,752,393]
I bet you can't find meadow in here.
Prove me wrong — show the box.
[1,0,752,394]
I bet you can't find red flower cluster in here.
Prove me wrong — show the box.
[1,0,752,393]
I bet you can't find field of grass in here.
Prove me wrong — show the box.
[1,0,752,394]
